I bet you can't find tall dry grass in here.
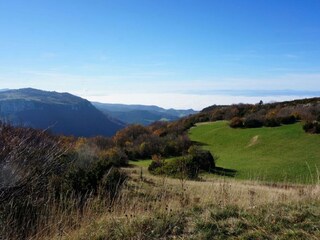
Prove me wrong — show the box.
[29,167,320,240]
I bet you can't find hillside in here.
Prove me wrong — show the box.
[0,88,125,137]
[93,102,197,125]
[2,98,320,239]
[189,121,320,183]
[194,97,320,126]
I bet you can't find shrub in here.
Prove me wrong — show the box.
[148,156,195,178]
[64,156,127,197]
[161,133,192,157]
[188,146,215,171]
[154,155,199,179]
[113,125,151,147]
[243,118,264,128]
[229,117,244,128]
[148,155,165,173]
[196,113,210,123]
[278,115,297,125]
[100,147,128,167]
[303,121,320,134]
[175,155,199,179]
[264,118,281,127]
[100,168,127,199]
[149,147,215,179]
[0,123,129,239]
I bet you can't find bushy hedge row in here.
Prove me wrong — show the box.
[113,124,192,160]
[229,115,298,129]
[193,99,320,135]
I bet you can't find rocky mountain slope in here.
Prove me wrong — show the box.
[0,88,125,137]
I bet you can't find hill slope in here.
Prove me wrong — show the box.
[0,88,125,137]
[93,102,197,125]
[189,121,320,183]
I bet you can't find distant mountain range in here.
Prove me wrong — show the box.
[0,89,10,92]
[92,102,197,126]
[0,88,125,137]
[0,88,197,136]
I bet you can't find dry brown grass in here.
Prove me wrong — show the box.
[32,166,320,240]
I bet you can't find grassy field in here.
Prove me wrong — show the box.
[189,121,320,183]
[129,157,178,168]
[129,159,152,167]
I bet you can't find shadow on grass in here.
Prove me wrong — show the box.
[191,141,209,147]
[211,167,237,177]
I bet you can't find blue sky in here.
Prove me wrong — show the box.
[0,0,320,109]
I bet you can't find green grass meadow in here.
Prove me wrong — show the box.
[189,121,320,183]
[129,159,153,167]
[129,157,178,168]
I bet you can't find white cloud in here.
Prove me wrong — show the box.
[83,93,312,110]
[0,69,319,110]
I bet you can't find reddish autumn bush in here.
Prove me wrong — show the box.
[229,117,244,128]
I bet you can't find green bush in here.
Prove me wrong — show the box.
[64,156,127,197]
[148,159,165,173]
[149,147,215,179]
[148,156,196,178]
[163,155,199,179]
[188,146,215,171]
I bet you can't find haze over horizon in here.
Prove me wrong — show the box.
[1,1,320,110]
